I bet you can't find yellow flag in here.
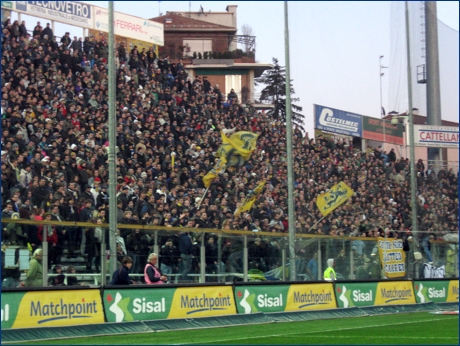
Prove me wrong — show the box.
[203,158,227,189]
[316,181,353,217]
[171,152,175,168]
[234,181,266,216]
[203,131,258,188]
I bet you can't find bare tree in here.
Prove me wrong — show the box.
[240,24,254,53]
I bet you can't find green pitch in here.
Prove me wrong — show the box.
[19,312,459,345]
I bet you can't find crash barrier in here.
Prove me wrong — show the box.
[2,279,457,332]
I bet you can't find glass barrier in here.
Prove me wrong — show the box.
[1,218,457,289]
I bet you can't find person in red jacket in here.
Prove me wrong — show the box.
[37,212,59,268]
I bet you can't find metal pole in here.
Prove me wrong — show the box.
[284,0,296,282]
[405,2,419,258]
[243,235,248,282]
[100,229,106,285]
[317,239,322,280]
[200,236,206,283]
[425,1,442,169]
[42,241,48,287]
[108,1,118,276]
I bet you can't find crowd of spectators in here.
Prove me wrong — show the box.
[1,19,458,281]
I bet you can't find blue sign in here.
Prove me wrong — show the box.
[314,104,363,137]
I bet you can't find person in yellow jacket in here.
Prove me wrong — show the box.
[323,258,336,281]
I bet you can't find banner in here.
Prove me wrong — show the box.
[314,104,362,137]
[235,283,336,314]
[422,263,445,278]
[94,6,164,46]
[335,283,378,308]
[1,290,104,329]
[412,125,459,148]
[362,116,404,145]
[374,281,416,305]
[316,182,353,217]
[14,1,93,28]
[377,237,406,278]
[414,280,459,303]
[104,286,235,322]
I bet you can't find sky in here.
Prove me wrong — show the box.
[12,1,460,136]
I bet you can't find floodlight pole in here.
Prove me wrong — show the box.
[405,2,420,265]
[108,1,118,279]
[284,1,296,281]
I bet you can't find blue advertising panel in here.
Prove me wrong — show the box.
[314,104,363,137]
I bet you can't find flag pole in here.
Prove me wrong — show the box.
[308,215,326,233]
[196,187,209,209]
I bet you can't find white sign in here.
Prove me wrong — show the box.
[423,263,445,278]
[412,125,459,148]
[14,1,93,28]
[94,6,164,46]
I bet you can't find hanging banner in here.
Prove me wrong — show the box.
[362,116,404,145]
[14,1,93,28]
[414,280,459,303]
[422,263,445,278]
[377,237,406,278]
[412,125,459,148]
[314,104,362,137]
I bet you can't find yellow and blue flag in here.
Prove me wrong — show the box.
[234,181,266,216]
[203,131,258,188]
[316,181,353,217]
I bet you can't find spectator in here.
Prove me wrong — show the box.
[144,253,167,284]
[110,256,134,285]
[24,248,43,287]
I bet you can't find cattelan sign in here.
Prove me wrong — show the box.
[412,125,459,148]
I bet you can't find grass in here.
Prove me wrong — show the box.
[18,312,459,345]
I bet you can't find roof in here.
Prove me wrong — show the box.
[150,13,236,32]
[383,113,458,127]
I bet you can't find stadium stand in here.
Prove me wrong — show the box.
[1,19,458,285]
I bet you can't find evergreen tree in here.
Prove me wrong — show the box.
[255,57,305,126]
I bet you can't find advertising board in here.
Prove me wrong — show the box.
[314,104,362,137]
[362,116,404,145]
[412,125,459,148]
[335,281,416,307]
[104,286,236,322]
[414,280,459,303]
[235,283,336,314]
[14,1,93,28]
[1,290,104,329]
[94,6,164,46]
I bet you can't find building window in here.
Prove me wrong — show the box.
[225,75,241,101]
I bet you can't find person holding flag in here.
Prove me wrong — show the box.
[234,181,266,217]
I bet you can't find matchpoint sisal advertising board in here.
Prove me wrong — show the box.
[103,286,236,322]
[1,290,104,329]
[335,281,416,308]
[235,283,336,314]
[414,280,459,303]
